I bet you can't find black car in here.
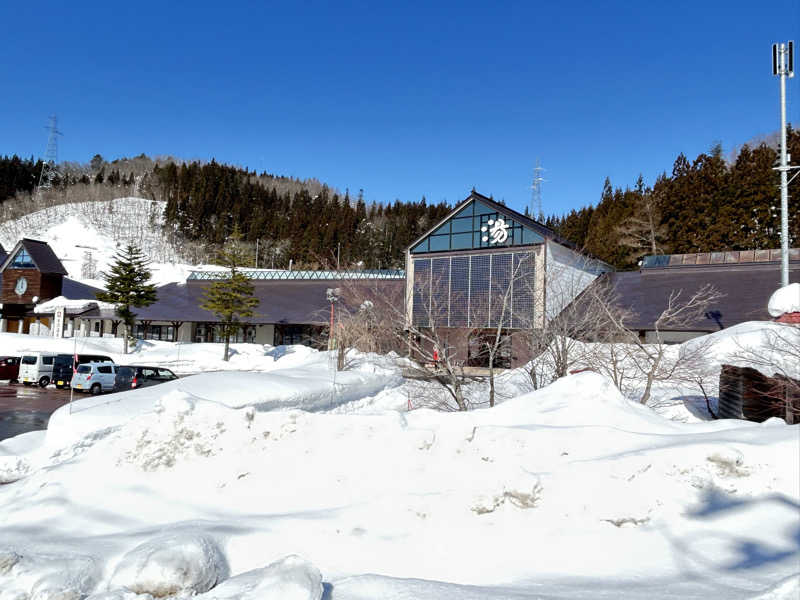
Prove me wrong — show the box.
[53,354,113,389]
[114,366,178,391]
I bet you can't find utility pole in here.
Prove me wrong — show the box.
[531,159,546,221]
[772,41,798,287]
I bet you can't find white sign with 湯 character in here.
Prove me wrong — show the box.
[53,306,65,338]
[481,218,510,245]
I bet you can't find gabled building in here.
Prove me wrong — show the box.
[0,238,99,334]
[405,191,610,366]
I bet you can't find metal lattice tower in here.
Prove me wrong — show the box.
[37,115,63,191]
[531,158,546,220]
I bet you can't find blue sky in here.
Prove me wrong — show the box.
[1,1,798,217]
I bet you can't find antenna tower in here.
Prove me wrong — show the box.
[37,115,63,192]
[531,158,546,219]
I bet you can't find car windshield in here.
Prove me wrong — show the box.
[21,356,36,365]
[76,365,92,374]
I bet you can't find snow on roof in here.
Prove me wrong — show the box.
[33,295,117,315]
[767,282,800,317]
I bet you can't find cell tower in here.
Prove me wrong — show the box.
[531,158,546,220]
[37,115,62,192]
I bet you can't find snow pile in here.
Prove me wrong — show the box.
[768,282,800,317]
[107,533,228,596]
[0,320,798,598]
[194,555,323,600]
[0,366,796,598]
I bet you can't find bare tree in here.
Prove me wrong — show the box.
[616,184,668,262]
[522,266,626,391]
[591,284,722,405]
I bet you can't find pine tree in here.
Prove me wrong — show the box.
[200,233,259,361]
[96,244,158,354]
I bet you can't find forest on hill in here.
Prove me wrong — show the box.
[0,127,798,270]
[544,127,800,269]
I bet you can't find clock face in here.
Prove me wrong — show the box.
[14,277,27,296]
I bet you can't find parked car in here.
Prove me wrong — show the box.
[71,362,118,395]
[19,352,62,387]
[0,356,21,382]
[53,354,113,389]
[114,366,179,392]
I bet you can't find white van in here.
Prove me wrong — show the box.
[71,362,118,395]
[19,352,65,387]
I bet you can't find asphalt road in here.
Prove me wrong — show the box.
[0,383,72,442]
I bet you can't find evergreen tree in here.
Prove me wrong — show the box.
[96,244,158,354]
[200,233,259,361]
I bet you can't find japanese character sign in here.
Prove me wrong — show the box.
[481,218,509,245]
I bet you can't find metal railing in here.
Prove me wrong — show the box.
[187,268,406,281]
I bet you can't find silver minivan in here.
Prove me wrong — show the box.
[71,361,118,395]
[19,352,64,387]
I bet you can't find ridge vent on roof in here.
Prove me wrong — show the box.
[642,248,800,269]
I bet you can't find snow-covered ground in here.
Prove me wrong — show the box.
[0,322,797,598]
[0,197,218,287]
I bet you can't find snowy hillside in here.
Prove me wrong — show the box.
[0,197,210,287]
[0,324,797,599]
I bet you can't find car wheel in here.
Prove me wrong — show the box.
[90,383,102,396]
[38,377,50,388]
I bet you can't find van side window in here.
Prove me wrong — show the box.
[22,356,36,365]
[43,356,54,365]
[98,366,112,374]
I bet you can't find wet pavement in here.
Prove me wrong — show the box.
[0,383,72,442]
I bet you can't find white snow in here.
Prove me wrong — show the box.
[0,322,797,599]
[107,533,228,596]
[0,197,221,287]
[768,282,800,317]
[33,295,117,314]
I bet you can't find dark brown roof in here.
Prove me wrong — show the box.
[0,238,68,275]
[83,279,405,325]
[609,262,800,331]
[62,278,104,299]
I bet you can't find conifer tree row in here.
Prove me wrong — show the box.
[547,128,800,269]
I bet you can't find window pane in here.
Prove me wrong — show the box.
[450,217,473,233]
[412,259,431,327]
[469,254,490,327]
[449,256,469,327]
[431,222,450,236]
[411,239,429,253]
[522,228,544,245]
[450,232,472,250]
[428,235,449,251]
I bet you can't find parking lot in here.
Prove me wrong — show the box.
[0,383,72,442]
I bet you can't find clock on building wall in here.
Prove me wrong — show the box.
[14,277,27,296]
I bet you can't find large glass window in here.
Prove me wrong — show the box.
[410,200,545,254]
[412,251,536,328]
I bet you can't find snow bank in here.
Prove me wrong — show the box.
[0,324,797,599]
[195,555,322,600]
[768,282,800,316]
[44,360,399,449]
[108,532,228,596]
